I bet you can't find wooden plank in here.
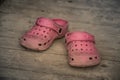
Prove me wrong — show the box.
[0,0,120,80]
[0,48,120,80]
[0,0,120,26]
[0,67,115,80]
[2,0,120,11]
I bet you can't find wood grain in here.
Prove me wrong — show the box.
[0,0,120,80]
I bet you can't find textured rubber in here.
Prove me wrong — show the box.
[20,17,68,51]
[65,31,101,67]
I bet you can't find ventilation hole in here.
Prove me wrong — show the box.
[81,48,83,51]
[59,28,62,33]
[23,38,26,41]
[89,57,92,60]
[75,44,77,47]
[44,43,46,45]
[86,44,88,46]
[43,31,46,33]
[67,34,69,36]
[38,44,42,46]
[95,56,97,59]
[71,58,74,61]
[72,49,74,51]
[44,35,47,38]
[48,40,50,42]
[36,33,39,35]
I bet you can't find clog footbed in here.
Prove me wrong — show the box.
[65,31,101,67]
[20,17,68,51]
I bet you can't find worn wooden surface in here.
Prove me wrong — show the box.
[0,0,120,80]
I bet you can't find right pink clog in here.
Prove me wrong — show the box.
[65,31,101,67]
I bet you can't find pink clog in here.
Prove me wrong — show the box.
[20,17,68,51]
[65,31,101,67]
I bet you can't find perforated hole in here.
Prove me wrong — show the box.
[36,33,39,35]
[38,43,42,46]
[72,49,74,51]
[95,56,97,59]
[23,38,26,41]
[86,44,88,46]
[48,40,50,42]
[75,44,77,47]
[44,35,47,38]
[44,43,46,45]
[67,33,70,36]
[71,58,74,61]
[59,28,62,33]
[43,31,46,33]
[89,57,92,60]
[81,48,83,51]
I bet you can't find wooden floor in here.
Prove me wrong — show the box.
[0,0,120,80]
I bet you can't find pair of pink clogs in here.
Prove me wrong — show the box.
[20,17,101,67]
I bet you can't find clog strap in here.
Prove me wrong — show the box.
[65,31,95,45]
[36,17,68,37]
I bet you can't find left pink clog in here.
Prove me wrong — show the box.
[20,17,68,51]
